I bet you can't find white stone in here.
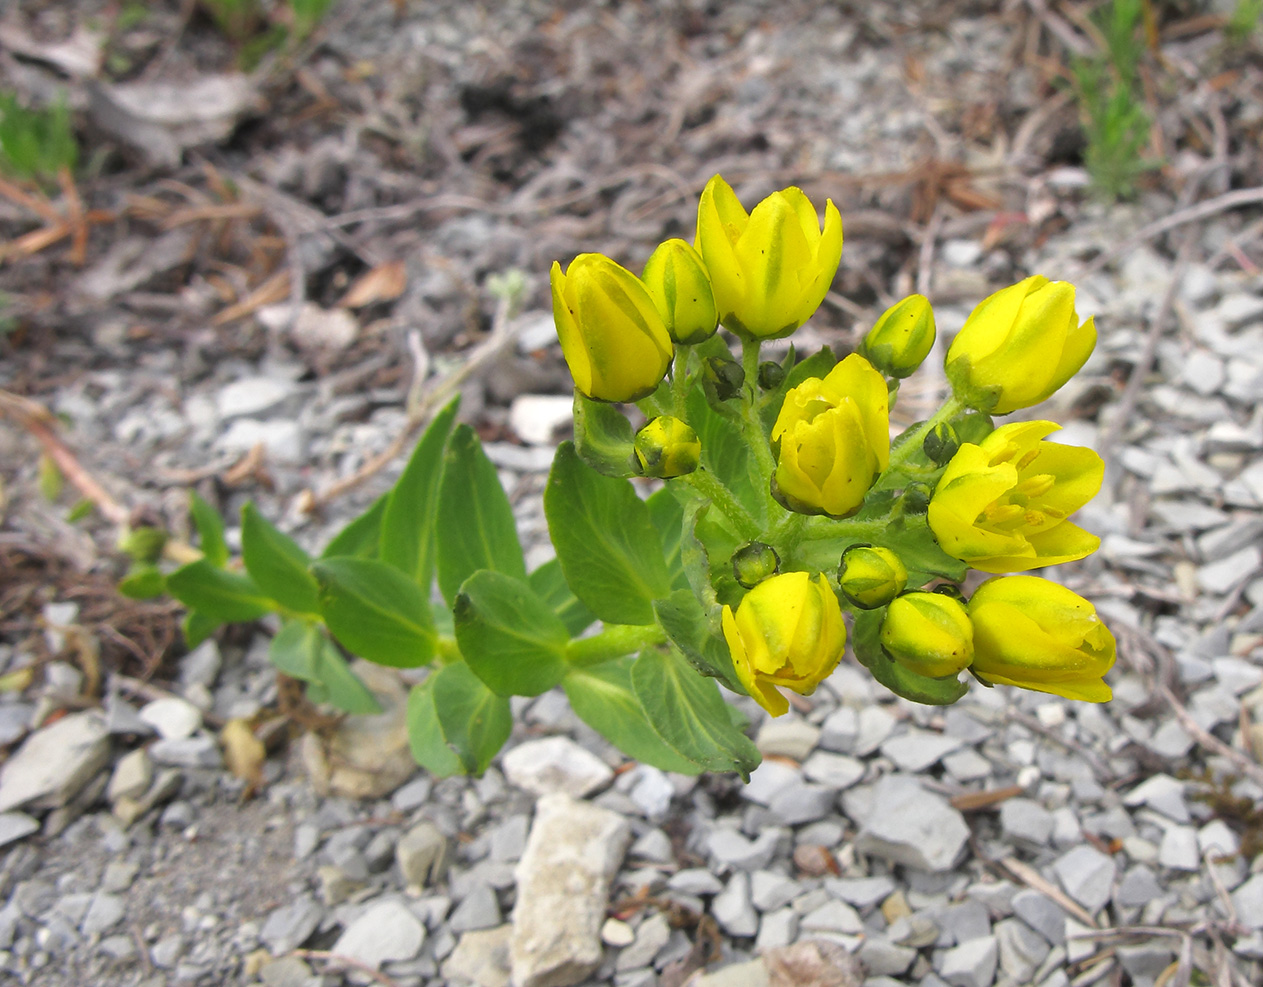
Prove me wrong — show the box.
[331,900,425,969]
[755,718,820,760]
[511,794,630,987]
[1122,774,1189,823]
[501,736,614,799]
[741,759,799,806]
[854,775,969,872]
[138,697,202,740]
[0,711,110,813]
[508,395,573,446]
[440,925,512,987]
[0,811,39,848]
[880,729,963,772]
[215,376,299,419]
[801,751,864,789]
[107,748,153,803]
[999,798,1054,845]
[1158,825,1200,872]
[937,935,998,987]
[1233,874,1263,929]
[1053,845,1116,913]
[711,873,758,938]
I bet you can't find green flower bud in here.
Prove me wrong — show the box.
[757,361,786,390]
[634,416,701,478]
[118,526,168,564]
[880,591,974,678]
[703,354,745,402]
[641,238,720,345]
[902,481,933,515]
[859,294,936,379]
[837,544,907,609]
[923,421,960,466]
[732,541,781,589]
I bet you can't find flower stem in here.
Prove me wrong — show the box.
[683,467,761,542]
[872,394,966,493]
[565,624,666,668]
[738,337,777,483]
[671,348,691,419]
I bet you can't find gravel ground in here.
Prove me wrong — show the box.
[2,2,1263,986]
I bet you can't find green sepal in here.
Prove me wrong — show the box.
[851,608,968,705]
[454,570,568,697]
[944,354,1002,413]
[563,657,702,775]
[380,396,460,586]
[631,647,761,780]
[321,493,388,561]
[435,424,527,606]
[407,663,512,777]
[241,503,320,615]
[544,442,671,626]
[167,559,273,623]
[950,409,995,446]
[573,391,636,478]
[189,490,229,567]
[311,558,435,667]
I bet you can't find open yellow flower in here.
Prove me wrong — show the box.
[928,420,1103,573]
[694,174,842,339]
[721,571,846,717]
[550,253,674,403]
[969,576,1116,701]
[945,276,1096,415]
[771,354,889,517]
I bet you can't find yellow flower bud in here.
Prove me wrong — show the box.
[550,254,674,403]
[945,276,1096,415]
[838,545,907,610]
[694,174,843,340]
[641,239,719,345]
[634,416,701,479]
[771,354,889,517]
[859,294,936,379]
[880,592,974,678]
[721,571,846,717]
[968,576,1116,702]
[927,420,1103,573]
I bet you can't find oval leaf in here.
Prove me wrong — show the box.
[544,442,671,626]
[189,490,229,567]
[322,493,388,561]
[167,559,272,623]
[242,503,319,614]
[573,391,636,477]
[407,663,511,776]
[312,558,435,667]
[528,558,595,637]
[455,570,569,697]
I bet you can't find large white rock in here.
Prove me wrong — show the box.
[853,775,969,872]
[330,899,425,970]
[501,736,614,799]
[0,711,110,813]
[510,793,631,987]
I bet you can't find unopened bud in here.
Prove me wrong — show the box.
[757,361,786,390]
[859,294,936,379]
[634,416,701,478]
[703,354,745,402]
[837,544,907,610]
[641,238,719,345]
[902,482,933,515]
[732,541,781,589]
[923,421,960,466]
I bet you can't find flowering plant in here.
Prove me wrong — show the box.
[144,174,1114,779]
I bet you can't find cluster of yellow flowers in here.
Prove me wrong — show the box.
[550,175,1116,716]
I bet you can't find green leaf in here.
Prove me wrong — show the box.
[182,610,220,649]
[544,442,671,626]
[167,560,273,622]
[269,621,381,715]
[646,487,689,592]
[563,658,702,774]
[435,424,526,605]
[118,565,166,600]
[241,503,319,614]
[66,499,94,522]
[631,647,761,778]
[322,494,388,560]
[311,558,435,667]
[852,609,968,705]
[381,397,460,586]
[653,589,743,693]
[573,391,636,477]
[407,663,511,776]
[686,387,766,525]
[454,571,568,697]
[189,491,229,567]
[528,559,595,636]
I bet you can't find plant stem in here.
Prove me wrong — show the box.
[738,337,777,483]
[671,348,691,419]
[683,468,760,542]
[565,624,667,668]
[871,394,966,493]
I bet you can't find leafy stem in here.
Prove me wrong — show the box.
[565,623,667,668]
[683,467,760,542]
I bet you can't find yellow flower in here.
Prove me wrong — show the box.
[634,416,701,478]
[550,254,673,403]
[771,354,889,517]
[694,174,843,339]
[721,571,846,717]
[945,276,1096,415]
[879,592,974,679]
[641,239,719,345]
[928,420,1103,573]
[859,294,936,379]
[837,545,907,610]
[969,576,1115,702]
